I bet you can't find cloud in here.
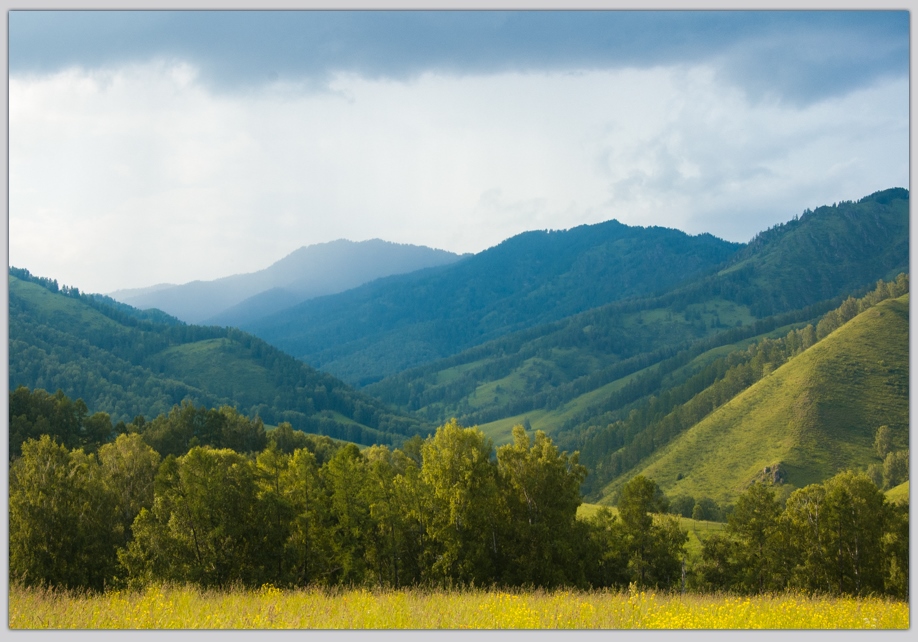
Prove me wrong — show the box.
[9,11,908,105]
[8,57,907,294]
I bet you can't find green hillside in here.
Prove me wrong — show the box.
[885,480,909,504]
[248,188,905,395]
[247,219,742,385]
[364,189,907,450]
[600,294,909,505]
[8,269,428,446]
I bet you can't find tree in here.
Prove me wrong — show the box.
[874,425,893,459]
[281,446,333,586]
[121,446,262,588]
[669,495,695,518]
[819,472,889,595]
[9,387,93,458]
[321,444,374,585]
[697,533,742,592]
[882,450,909,489]
[582,508,630,588]
[615,476,686,588]
[421,420,500,585]
[10,436,119,590]
[97,433,161,555]
[252,444,297,585]
[726,482,784,593]
[883,499,909,599]
[497,425,587,587]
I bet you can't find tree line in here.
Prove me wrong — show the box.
[9,407,908,599]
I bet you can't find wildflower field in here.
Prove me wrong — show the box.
[9,584,908,629]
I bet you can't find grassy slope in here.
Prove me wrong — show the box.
[601,294,909,505]
[474,320,811,447]
[885,480,909,504]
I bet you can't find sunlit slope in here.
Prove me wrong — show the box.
[605,294,908,505]
[472,319,812,448]
[885,480,909,504]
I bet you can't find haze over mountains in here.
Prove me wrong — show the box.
[9,186,910,507]
[245,222,743,385]
[109,239,463,325]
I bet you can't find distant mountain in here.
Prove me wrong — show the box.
[9,268,429,446]
[600,292,909,505]
[244,220,743,385]
[108,239,464,325]
[362,188,909,434]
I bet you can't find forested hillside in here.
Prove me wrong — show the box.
[8,268,428,446]
[245,219,742,385]
[364,189,908,439]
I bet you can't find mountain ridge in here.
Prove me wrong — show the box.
[109,238,464,325]
[245,219,744,385]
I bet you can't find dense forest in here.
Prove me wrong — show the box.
[360,189,908,431]
[9,411,908,599]
[8,267,429,446]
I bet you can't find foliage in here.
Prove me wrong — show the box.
[698,472,908,599]
[9,436,120,590]
[9,385,112,459]
[579,276,908,499]
[496,425,588,587]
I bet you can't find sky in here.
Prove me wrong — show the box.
[7,10,910,294]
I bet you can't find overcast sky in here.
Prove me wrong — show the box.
[7,10,909,294]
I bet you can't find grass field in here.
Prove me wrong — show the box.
[9,584,907,629]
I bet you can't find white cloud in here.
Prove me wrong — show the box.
[8,61,908,293]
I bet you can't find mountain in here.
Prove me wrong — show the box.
[597,292,909,506]
[108,239,463,325]
[244,220,743,385]
[8,268,428,446]
[363,188,909,440]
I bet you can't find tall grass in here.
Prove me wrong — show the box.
[9,584,908,629]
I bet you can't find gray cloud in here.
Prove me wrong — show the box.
[9,11,908,105]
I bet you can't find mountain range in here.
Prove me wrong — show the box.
[9,187,910,507]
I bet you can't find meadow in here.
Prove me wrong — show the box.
[9,584,908,629]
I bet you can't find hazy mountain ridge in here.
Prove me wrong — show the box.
[245,220,743,385]
[109,238,464,325]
